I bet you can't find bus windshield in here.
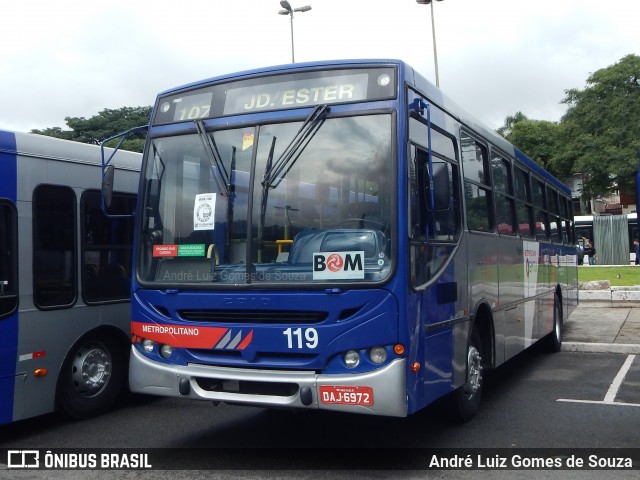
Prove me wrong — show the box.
[138,113,394,286]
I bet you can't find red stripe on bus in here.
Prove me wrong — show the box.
[132,322,228,349]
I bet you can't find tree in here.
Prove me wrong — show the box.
[559,54,640,199]
[31,106,151,152]
[505,119,567,180]
[497,111,528,137]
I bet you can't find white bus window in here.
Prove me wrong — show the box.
[33,185,77,309]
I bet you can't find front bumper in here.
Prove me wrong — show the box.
[129,346,408,417]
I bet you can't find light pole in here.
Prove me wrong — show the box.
[278,0,312,63]
[416,0,443,87]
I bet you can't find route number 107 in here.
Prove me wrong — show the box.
[176,105,211,121]
[283,327,318,349]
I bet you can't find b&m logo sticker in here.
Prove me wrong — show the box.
[312,251,364,280]
[325,254,343,272]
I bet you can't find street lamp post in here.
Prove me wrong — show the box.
[278,1,312,63]
[416,0,443,87]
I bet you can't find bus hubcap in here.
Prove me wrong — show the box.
[466,346,482,395]
[72,344,111,396]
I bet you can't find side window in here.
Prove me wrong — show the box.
[562,196,574,244]
[532,179,549,240]
[82,190,136,303]
[514,167,534,238]
[491,153,516,235]
[548,189,561,243]
[410,145,461,242]
[33,185,77,309]
[460,132,493,232]
[0,200,18,318]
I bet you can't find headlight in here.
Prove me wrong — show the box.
[142,339,155,353]
[369,346,387,364]
[344,350,360,368]
[160,344,173,359]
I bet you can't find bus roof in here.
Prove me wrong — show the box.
[0,129,141,172]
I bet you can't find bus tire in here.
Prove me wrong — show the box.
[544,293,563,353]
[56,334,126,420]
[451,326,483,422]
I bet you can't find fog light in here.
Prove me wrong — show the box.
[369,346,387,364]
[142,339,155,353]
[344,350,360,368]
[160,344,173,359]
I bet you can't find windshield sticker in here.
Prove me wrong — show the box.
[194,193,216,230]
[242,133,254,151]
[153,244,206,258]
[312,251,365,280]
[178,244,205,257]
[153,245,178,257]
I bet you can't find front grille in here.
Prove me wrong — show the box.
[195,377,299,397]
[178,309,328,324]
[186,349,318,369]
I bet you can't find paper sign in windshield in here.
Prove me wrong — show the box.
[194,193,216,230]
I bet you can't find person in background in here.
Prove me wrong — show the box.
[634,239,640,265]
[577,239,585,265]
[588,240,596,265]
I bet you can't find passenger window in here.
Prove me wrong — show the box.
[461,132,493,232]
[532,179,549,240]
[33,185,77,309]
[491,153,516,235]
[0,201,18,318]
[514,167,534,237]
[548,189,562,243]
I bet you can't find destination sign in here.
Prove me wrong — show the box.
[223,74,368,115]
[152,67,396,125]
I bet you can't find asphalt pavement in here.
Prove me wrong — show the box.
[564,287,640,354]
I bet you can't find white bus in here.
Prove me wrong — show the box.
[0,130,140,425]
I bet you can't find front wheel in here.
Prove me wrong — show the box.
[57,334,126,420]
[451,327,483,422]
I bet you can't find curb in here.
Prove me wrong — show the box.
[580,289,640,304]
[562,342,640,354]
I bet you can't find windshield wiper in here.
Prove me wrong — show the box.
[195,120,230,196]
[261,104,329,189]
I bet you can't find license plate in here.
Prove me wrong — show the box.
[319,385,374,406]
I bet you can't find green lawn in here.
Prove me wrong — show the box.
[578,266,640,286]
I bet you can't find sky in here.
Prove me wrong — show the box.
[1,0,638,133]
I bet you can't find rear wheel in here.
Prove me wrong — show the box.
[57,334,126,419]
[545,293,563,353]
[451,327,483,421]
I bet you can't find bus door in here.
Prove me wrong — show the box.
[408,102,463,405]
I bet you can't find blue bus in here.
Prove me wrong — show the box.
[0,130,140,425]
[107,59,578,419]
